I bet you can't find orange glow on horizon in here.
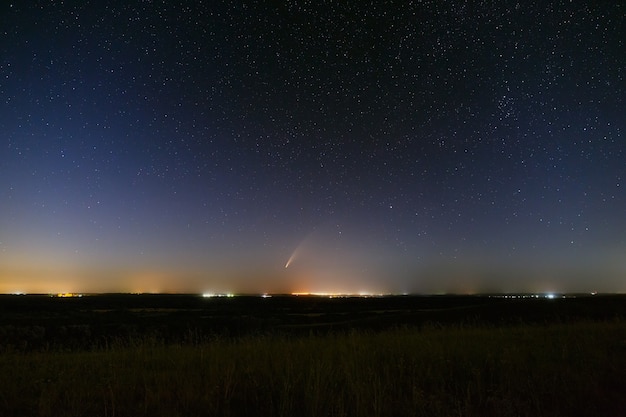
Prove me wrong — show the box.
[291,291,385,298]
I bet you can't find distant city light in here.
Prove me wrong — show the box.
[487,293,566,299]
[202,293,234,298]
[291,292,386,298]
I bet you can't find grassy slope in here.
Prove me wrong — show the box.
[1,321,625,417]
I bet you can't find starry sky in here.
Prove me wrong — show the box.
[1,1,624,294]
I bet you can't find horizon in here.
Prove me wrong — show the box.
[1,263,623,296]
[1,290,618,297]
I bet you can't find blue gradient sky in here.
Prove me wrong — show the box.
[1,1,624,294]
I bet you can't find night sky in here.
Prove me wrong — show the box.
[1,1,624,295]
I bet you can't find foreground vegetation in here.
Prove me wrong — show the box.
[1,320,625,417]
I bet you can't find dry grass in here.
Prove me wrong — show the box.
[1,320,625,417]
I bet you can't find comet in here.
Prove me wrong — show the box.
[285,223,343,269]
[285,224,342,268]
[284,231,314,268]
[285,252,296,268]
[285,241,307,268]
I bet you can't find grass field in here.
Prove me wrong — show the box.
[1,319,625,417]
